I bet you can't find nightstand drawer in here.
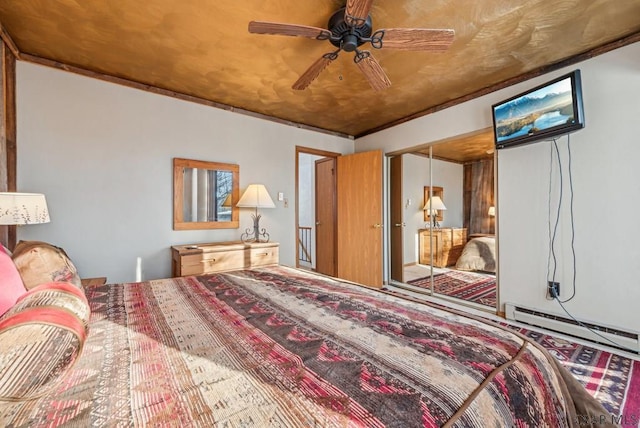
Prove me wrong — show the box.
[181,250,244,275]
[172,241,280,277]
[249,246,279,267]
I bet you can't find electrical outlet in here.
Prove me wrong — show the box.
[547,281,560,298]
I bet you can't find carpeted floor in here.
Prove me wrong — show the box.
[509,326,640,423]
[380,286,638,423]
[407,270,496,307]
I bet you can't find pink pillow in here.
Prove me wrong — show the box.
[0,246,26,316]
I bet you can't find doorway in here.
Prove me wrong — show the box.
[315,157,336,276]
[295,147,339,276]
[296,147,385,288]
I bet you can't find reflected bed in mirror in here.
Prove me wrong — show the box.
[173,158,239,230]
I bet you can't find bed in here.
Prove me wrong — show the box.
[0,265,612,427]
[455,236,496,273]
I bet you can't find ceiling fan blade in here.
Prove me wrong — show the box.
[248,21,332,40]
[376,28,455,51]
[354,51,391,91]
[345,0,374,26]
[292,53,337,90]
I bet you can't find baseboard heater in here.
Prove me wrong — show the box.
[505,303,639,354]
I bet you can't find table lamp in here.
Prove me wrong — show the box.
[236,184,275,243]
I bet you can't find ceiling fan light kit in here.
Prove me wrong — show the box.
[248,1,454,91]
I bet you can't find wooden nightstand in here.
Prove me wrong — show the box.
[419,228,467,268]
[81,277,107,287]
[171,241,279,277]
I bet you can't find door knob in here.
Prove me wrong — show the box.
[394,223,406,227]
[316,222,321,225]
[373,223,383,228]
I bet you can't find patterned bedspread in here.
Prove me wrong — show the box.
[0,266,611,427]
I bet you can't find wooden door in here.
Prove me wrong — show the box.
[336,150,383,288]
[389,155,404,282]
[315,157,336,276]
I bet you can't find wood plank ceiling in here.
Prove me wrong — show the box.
[0,0,639,144]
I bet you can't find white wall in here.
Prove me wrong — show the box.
[357,42,640,333]
[497,47,640,328]
[16,62,353,283]
[401,154,463,264]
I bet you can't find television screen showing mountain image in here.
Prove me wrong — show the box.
[494,77,576,143]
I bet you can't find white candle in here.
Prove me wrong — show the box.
[136,257,142,282]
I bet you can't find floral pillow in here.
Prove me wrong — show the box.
[11,241,82,290]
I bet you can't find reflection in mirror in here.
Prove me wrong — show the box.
[173,158,239,230]
[182,168,233,222]
[386,129,498,312]
[423,186,444,224]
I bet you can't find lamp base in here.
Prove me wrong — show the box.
[240,213,270,243]
[430,214,441,229]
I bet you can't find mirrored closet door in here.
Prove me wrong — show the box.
[387,130,498,311]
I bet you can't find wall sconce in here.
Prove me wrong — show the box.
[423,196,446,228]
[236,184,275,243]
[488,206,496,217]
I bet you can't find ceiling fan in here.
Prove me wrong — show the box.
[248,0,454,91]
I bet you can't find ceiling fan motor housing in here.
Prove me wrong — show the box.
[328,7,372,52]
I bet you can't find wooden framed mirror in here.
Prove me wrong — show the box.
[423,186,444,222]
[173,158,239,230]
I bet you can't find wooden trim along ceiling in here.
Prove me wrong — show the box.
[0,21,351,140]
[356,31,640,139]
[20,53,353,140]
[0,23,20,59]
[0,22,638,141]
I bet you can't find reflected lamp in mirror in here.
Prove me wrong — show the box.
[237,184,275,243]
[488,206,496,217]
[221,193,233,207]
[423,186,443,222]
[0,193,50,225]
[423,196,446,228]
[173,158,239,230]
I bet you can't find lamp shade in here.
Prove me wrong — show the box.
[488,206,496,216]
[423,196,447,211]
[236,184,275,208]
[0,193,50,225]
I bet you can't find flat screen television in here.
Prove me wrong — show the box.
[492,70,585,149]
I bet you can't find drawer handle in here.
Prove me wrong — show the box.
[200,258,217,264]
[258,252,269,256]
